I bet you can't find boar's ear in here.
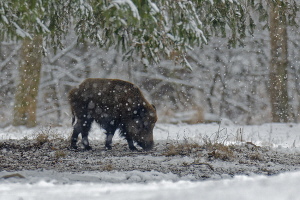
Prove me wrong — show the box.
[151,104,156,110]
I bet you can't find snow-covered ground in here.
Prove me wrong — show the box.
[1,171,300,200]
[1,122,300,199]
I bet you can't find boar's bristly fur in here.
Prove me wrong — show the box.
[68,78,157,151]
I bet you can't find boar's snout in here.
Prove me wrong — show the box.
[135,132,154,151]
[140,140,154,151]
[141,129,154,151]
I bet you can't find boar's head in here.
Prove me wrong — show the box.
[126,104,157,151]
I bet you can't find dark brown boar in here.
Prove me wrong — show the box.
[68,78,157,151]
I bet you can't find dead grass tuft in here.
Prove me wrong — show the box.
[101,163,114,171]
[34,126,68,148]
[205,143,235,161]
[249,152,264,161]
[35,134,49,146]
[163,141,202,156]
[55,150,67,159]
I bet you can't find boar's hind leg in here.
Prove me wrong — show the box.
[71,118,93,150]
[103,125,117,150]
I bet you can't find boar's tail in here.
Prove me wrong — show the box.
[71,109,76,126]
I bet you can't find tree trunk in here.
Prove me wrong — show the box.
[13,35,43,127]
[268,1,289,122]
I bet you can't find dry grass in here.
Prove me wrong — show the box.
[249,152,264,161]
[101,163,114,171]
[163,141,202,156]
[35,134,49,146]
[34,126,69,148]
[202,134,234,161]
[163,140,235,161]
[207,147,234,161]
[201,131,235,161]
[55,150,67,159]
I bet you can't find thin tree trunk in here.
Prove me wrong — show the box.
[269,1,289,122]
[13,35,43,127]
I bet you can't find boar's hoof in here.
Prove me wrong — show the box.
[70,145,78,150]
[84,146,92,151]
[129,146,138,151]
[105,143,112,150]
[105,146,112,151]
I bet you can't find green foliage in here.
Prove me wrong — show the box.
[0,0,73,50]
[0,0,298,67]
[197,0,250,47]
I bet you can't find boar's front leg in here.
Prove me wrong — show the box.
[120,127,138,151]
[71,118,93,150]
[126,135,138,151]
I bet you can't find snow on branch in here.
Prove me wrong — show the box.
[12,22,32,39]
[148,0,159,14]
[109,0,140,20]
[36,18,50,33]
[0,45,20,69]
[49,40,77,64]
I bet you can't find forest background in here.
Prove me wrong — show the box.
[0,0,299,128]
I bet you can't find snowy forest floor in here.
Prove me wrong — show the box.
[1,132,300,181]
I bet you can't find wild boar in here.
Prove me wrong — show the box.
[68,78,157,151]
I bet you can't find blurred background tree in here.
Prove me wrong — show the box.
[12,35,42,127]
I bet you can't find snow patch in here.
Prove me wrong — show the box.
[1,171,300,200]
